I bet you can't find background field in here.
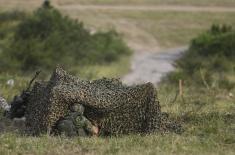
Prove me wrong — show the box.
[63,10,235,50]
[2,0,235,7]
[0,78,234,155]
[1,0,235,51]
[58,0,235,7]
[0,1,235,155]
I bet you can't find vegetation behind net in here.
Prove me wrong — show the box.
[0,5,131,73]
[166,24,235,90]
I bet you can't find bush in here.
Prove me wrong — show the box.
[89,31,131,63]
[0,6,131,73]
[0,11,26,51]
[169,25,235,90]
[191,24,235,58]
[0,11,26,24]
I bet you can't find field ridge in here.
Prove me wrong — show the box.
[59,5,235,12]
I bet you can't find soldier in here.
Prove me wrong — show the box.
[56,103,99,137]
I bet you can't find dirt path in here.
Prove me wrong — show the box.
[122,47,188,85]
[58,4,233,85]
[59,5,235,12]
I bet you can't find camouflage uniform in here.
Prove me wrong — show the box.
[56,104,94,137]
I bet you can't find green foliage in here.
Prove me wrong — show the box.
[0,6,131,73]
[190,25,235,58]
[210,24,232,35]
[0,11,26,52]
[0,11,26,24]
[0,77,234,154]
[168,24,235,90]
[89,31,131,63]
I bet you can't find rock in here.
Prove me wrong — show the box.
[7,79,14,87]
[0,96,10,112]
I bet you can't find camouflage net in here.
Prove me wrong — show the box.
[25,67,181,136]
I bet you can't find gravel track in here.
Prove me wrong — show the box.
[122,47,188,85]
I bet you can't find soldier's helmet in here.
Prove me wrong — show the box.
[70,103,84,115]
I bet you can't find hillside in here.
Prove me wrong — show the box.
[1,0,235,51]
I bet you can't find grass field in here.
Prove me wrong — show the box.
[70,56,131,80]
[57,0,235,7]
[1,0,235,51]
[62,10,235,49]
[0,77,234,155]
[2,0,235,8]
[0,1,235,155]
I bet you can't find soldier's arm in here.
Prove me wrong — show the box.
[83,117,99,136]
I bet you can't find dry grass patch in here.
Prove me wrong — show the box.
[60,9,235,49]
[57,0,235,7]
[1,1,235,51]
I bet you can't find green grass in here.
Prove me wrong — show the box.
[0,60,234,155]
[0,55,130,101]
[58,0,235,7]
[0,83,234,155]
[75,56,131,80]
[0,1,234,154]
[0,130,234,155]
[0,75,29,101]
[0,34,234,155]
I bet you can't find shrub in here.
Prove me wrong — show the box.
[89,31,131,63]
[0,11,26,24]
[170,25,235,90]
[0,5,131,73]
[191,24,235,58]
[0,11,26,52]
